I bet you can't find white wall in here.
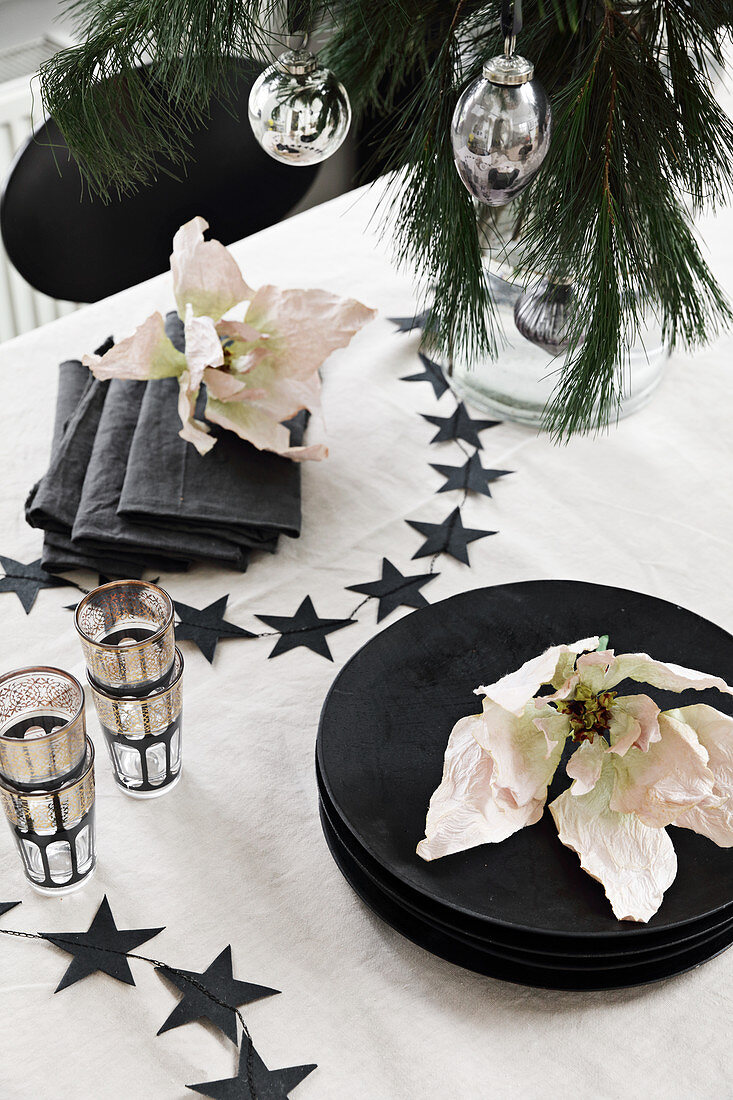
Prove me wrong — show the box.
[0,0,72,49]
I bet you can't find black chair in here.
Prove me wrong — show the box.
[0,58,319,303]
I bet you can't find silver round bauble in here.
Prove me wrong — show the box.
[451,54,552,206]
[514,277,580,355]
[248,48,351,166]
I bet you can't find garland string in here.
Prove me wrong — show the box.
[0,927,258,1098]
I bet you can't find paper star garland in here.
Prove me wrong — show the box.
[388,310,428,333]
[257,596,354,661]
[41,895,165,992]
[0,901,20,918]
[400,353,449,399]
[407,508,497,565]
[187,1037,316,1100]
[175,595,255,663]
[430,453,513,498]
[0,555,74,613]
[157,945,279,1043]
[346,558,438,622]
[421,404,500,448]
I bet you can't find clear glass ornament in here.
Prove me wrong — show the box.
[451,54,552,206]
[513,276,580,355]
[248,47,351,166]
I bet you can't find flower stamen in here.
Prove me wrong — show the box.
[555,683,617,742]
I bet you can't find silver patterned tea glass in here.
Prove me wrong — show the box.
[0,667,87,791]
[75,580,175,696]
[0,736,96,894]
[87,648,183,799]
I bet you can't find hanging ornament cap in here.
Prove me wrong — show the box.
[483,53,534,85]
[277,48,318,76]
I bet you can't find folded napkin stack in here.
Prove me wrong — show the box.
[26,315,306,576]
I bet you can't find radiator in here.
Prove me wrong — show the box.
[0,34,78,343]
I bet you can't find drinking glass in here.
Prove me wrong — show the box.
[75,579,175,696]
[0,736,96,894]
[0,667,86,791]
[87,648,184,798]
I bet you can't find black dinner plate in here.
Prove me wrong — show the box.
[320,804,733,991]
[318,767,733,964]
[319,786,733,972]
[316,758,733,958]
[317,581,733,949]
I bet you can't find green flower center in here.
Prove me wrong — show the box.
[555,683,616,743]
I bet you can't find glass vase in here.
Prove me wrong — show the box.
[447,205,668,426]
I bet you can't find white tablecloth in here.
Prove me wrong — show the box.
[0,176,732,1099]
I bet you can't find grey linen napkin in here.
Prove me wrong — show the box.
[25,347,157,575]
[71,378,249,570]
[26,356,110,536]
[40,532,163,578]
[117,314,304,549]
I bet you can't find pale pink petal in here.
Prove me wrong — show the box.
[203,367,268,404]
[244,285,376,380]
[673,704,733,846]
[550,757,677,922]
[177,370,215,455]
[171,216,253,321]
[205,395,290,454]
[584,651,733,696]
[474,637,600,716]
[184,306,224,392]
[566,737,606,796]
[215,320,270,379]
[608,694,661,756]
[609,709,714,827]
[246,372,324,422]
[573,649,617,695]
[281,441,328,462]
[533,708,572,755]
[202,362,318,421]
[472,700,567,809]
[83,312,185,381]
[417,716,544,861]
[205,395,327,461]
[216,319,264,345]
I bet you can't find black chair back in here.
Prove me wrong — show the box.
[0,59,319,303]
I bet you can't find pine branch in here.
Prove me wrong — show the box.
[40,0,284,198]
[37,0,733,437]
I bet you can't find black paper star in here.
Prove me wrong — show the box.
[0,901,20,918]
[400,353,449,399]
[421,404,500,448]
[41,895,165,992]
[346,558,438,622]
[0,555,74,613]
[187,1037,316,1099]
[388,310,428,333]
[407,508,497,565]
[175,596,255,663]
[431,453,513,498]
[256,596,354,661]
[157,945,279,1043]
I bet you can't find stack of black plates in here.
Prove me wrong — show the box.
[317,581,733,990]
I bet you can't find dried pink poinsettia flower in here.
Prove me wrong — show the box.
[83,216,376,457]
[417,640,733,922]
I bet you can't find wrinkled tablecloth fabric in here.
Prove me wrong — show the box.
[1,178,732,1100]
